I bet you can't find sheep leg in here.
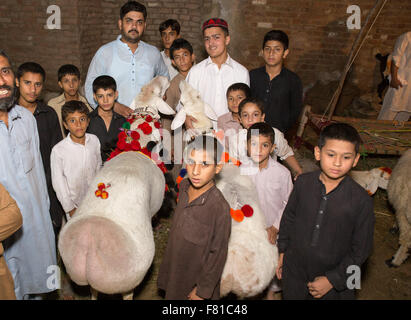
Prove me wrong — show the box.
[388,213,410,267]
[122,290,134,300]
[90,287,98,300]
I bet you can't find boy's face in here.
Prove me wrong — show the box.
[171,48,194,73]
[161,26,180,49]
[186,148,222,190]
[314,139,360,182]
[227,89,246,114]
[239,102,265,129]
[262,40,289,68]
[59,74,80,98]
[63,111,89,141]
[203,27,230,60]
[15,72,43,104]
[93,88,118,112]
[118,11,146,44]
[247,134,275,165]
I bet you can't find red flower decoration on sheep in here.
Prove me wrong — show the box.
[241,205,254,217]
[138,122,152,135]
[95,183,110,199]
[130,131,140,141]
[154,121,161,129]
[145,115,153,122]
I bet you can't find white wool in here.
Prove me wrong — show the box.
[171,80,217,133]
[216,164,278,298]
[387,149,411,266]
[58,152,165,294]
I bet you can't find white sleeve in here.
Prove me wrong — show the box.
[85,49,108,109]
[392,33,409,67]
[50,148,76,213]
[273,128,294,160]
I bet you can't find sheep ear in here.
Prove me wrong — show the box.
[204,103,217,121]
[155,98,176,115]
[171,109,187,130]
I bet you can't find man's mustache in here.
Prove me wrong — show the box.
[0,84,13,91]
[129,29,138,34]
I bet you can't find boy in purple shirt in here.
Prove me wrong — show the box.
[240,122,293,299]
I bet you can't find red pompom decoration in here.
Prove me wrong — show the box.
[154,121,161,129]
[118,131,127,140]
[124,143,133,151]
[145,115,153,122]
[130,131,140,141]
[131,139,141,151]
[117,139,127,150]
[241,205,254,217]
[138,122,153,135]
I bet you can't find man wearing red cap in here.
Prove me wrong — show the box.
[183,18,249,129]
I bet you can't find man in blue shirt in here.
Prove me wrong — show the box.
[0,50,57,299]
[85,1,169,118]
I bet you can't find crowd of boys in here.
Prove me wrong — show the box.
[0,0,375,301]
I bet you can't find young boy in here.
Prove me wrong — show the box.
[157,135,231,300]
[241,122,293,300]
[15,62,65,239]
[276,123,375,300]
[159,19,181,80]
[184,18,249,129]
[228,97,303,178]
[48,64,92,136]
[249,30,303,134]
[217,82,251,134]
[51,101,102,221]
[87,75,126,162]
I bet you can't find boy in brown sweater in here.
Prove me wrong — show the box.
[158,135,231,300]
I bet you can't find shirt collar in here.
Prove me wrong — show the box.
[183,180,217,207]
[116,35,144,53]
[33,101,49,115]
[205,54,234,69]
[66,132,90,146]
[90,108,123,120]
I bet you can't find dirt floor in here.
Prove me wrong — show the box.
[57,145,410,301]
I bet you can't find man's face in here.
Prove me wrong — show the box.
[314,139,360,182]
[203,27,230,60]
[118,11,146,44]
[262,40,288,68]
[161,26,179,49]
[59,74,80,98]
[239,102,265,129]
[93,88,118,112]
[0,55,16,111]
[16,72,44,105]
[171,48,194,73]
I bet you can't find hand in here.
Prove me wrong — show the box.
[390,76,403,89]
[266,225,278,245]
[187,287,203,300]
[114,102,133,118]
[68,208,76,217]
[293,171,302,181]
[276,253,284,280]
[184,115,197,130]
[307,276,333,299]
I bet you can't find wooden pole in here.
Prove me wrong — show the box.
[326,0,388,120]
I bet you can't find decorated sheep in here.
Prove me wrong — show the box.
[386,149,411,267]
[58,151,166,299]
[171,80,217,139]
[216,164,278,298]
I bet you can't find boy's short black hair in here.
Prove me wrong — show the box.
[62,100,90,123]
[92,75,117,93]
[318,123,362,154]
[226,83,251,99]
[263,30,289,51]
[238,97,265,115]
[16,62,46,81]
[247,122,275,145]
[58,64,80,81]
[184,135,224,164]
[169,38,193,60]
[159,19,180,34]
[120,1,147,20]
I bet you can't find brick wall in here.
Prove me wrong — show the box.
[2,0,411,97]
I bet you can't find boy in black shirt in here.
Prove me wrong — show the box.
[249,30,303,134]
[87,75,126,162]
[276,123,374,299]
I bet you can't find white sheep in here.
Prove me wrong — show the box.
[386,149,411,267]
[58,151,165,300]
[171,80,217,139]
[349,167,391,196]
[216,164,278,298]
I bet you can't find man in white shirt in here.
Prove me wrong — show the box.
[184,18,250,129]
[159,19,181,80]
